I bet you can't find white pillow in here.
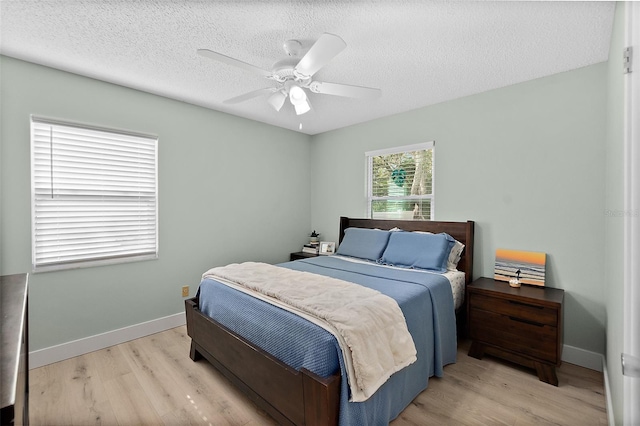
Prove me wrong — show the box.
[447,240,465,271]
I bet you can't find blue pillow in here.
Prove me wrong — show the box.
[380,232,455,272]
[336,228,391,261]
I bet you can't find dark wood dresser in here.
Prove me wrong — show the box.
[467,277,564,386]
[1,273,29,425]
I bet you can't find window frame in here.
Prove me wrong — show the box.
[30,116,159,272]
[365,141,435,220]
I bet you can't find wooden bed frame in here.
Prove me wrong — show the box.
[185,217,474,426]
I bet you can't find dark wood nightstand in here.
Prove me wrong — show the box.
[467,277,564,386]
[289,251,319,261]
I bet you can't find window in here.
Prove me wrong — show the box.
[31,117,158,271]
[366,142,434,220]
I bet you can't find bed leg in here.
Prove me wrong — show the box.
[189,341,203,361]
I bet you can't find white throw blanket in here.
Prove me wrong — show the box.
[202,262,417,402]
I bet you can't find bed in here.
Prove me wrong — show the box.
[185,217,474,425]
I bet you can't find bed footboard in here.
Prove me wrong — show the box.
[185,297,340,426]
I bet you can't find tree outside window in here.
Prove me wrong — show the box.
[367,142,434,220]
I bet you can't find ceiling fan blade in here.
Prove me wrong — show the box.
[223,87,277,104]
[309,81,381,100]
[197,49,272,78]
[294,33,346,78]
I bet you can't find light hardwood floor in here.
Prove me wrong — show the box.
[29,326,607,425]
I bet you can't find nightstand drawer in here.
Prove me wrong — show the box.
[470,292,557,326]
[467,277,564,385]
[470,309,558,363]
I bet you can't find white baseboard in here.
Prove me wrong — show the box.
[562,343,604,372]
[602,358,616,426]
[29,312,186,369]
[29,315,605,374]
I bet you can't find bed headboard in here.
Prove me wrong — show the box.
[338,217,475,284]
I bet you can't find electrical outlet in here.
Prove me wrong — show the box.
[181,285,189,297]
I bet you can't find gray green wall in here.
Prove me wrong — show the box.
[310,62,608,355]
[0,9,628,417]
[604,2,625,424]
[0,56,312,350]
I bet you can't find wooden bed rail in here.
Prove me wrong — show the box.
[185,297,340,426]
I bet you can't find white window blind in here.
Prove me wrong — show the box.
[31,117,158,271]
[366,142,434,220]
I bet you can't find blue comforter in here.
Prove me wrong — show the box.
[198,256,457,425]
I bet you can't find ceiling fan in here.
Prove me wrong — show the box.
[197,33,381,115]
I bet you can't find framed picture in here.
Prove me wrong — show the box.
[494,248,546,286]
[319,241,336,255]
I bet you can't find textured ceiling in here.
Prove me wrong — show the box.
[0,1,615,135]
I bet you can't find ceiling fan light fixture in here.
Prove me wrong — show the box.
[294,100,311,115]
[267,90,287,111]
[289,85,307,106]
[198,32,380,119]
